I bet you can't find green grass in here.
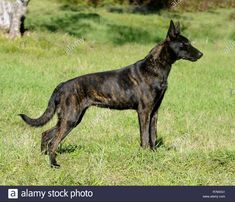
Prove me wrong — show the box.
[0,0,234,185]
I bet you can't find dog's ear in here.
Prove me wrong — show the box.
[175,22,181,35]
[167,20,176,40]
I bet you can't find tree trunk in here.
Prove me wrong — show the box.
[0,0,29,39]
[9,2,27,38]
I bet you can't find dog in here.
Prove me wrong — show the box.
[20,20,203,168]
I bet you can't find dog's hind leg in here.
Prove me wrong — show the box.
[60,107,87,142]
[48,122,73,168]
[41,126,58,155]
[48,98,88,168]
[48,110,87,168]
[40,108,87,155]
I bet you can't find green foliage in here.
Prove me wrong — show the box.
[0,0,234,185]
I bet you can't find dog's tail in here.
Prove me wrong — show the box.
[19,85,61,127]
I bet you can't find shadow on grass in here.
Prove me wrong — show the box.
[34,11,160,45]
[58,144,82,154]
[156,137,164,148]
[60,4,86,12]
[107,24,162,45]
[42,13,101,38]
[107,5,153,15]
[58,137,165,154]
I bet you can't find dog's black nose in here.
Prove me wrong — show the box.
[198,52,203,59]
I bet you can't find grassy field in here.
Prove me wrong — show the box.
[0,0,234,185]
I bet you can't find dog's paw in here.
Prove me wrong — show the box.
[50,163,60,169]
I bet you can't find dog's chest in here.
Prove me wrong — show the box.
[151,77,168,92]
[147,78,168,103]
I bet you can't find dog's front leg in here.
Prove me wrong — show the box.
[149,90,166,150]
[138,108,151,148]
[149,112,157,150]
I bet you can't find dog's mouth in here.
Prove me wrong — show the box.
[182,51,203,62]
[183,53,203,62]
[189,57,198,62]
[181,57,198,62]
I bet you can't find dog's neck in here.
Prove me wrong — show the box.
[144,41,177,78]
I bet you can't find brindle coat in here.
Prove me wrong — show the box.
[20,20,203,167]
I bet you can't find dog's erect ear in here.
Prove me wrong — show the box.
[167,20,176,40]
[175,22,181,35]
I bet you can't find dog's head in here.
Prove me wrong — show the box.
[166,20,203,62]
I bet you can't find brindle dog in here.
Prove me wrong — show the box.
[20,20,203,168]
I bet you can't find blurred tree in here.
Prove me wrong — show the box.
[59,0,171,9]
[58,0,235,11]
[129,0,170,10]
[0,0,30,38]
